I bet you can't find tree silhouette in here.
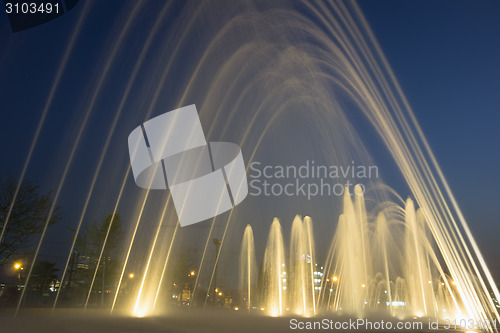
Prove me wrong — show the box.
[70,213,122,304]
[0,178,60,264]
[30,260,59,292]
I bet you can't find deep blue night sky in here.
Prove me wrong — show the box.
[359,0,500,273]
[0,0,499,282]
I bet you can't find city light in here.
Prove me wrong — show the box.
[129,273,135,279]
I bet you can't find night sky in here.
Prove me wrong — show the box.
[0,0,499,284]
[359,0,500,277]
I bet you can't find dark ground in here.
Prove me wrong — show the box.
[0,308,482,333]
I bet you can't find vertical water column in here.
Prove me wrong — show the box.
[239,225,257,310]
[335,189,370,316]
[289,216,316,316]
[373,213,394,315]
[262,218,286,316]
[404,198,435,317]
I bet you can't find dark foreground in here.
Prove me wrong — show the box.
[0,308,484,333]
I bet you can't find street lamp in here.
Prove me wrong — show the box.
[212,238,221,306]
[13,262,23,285]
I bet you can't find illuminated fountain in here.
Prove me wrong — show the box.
[289,216,316,316]
[262,218,286,316]
[239,225,257,311]
[403,198,438,317]
[250,184,497,326]
[2,1,498,332]
[328,185,371,316]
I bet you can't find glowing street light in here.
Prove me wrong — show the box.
[190,271,195,276]
[13,262,23,281]
[129,273,135,279]
[333,276,338,282]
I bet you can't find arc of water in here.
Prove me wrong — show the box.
[151,222,179,312]
[110,3,208,314]
[54,1,174,311]
[15,2,144,316]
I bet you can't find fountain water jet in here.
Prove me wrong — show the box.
[289,216,316,316]
[262,218,286,316]
[252,184,484,325]
[239,225,257,311]
[331,187,371,316]
[404,199,437,317]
